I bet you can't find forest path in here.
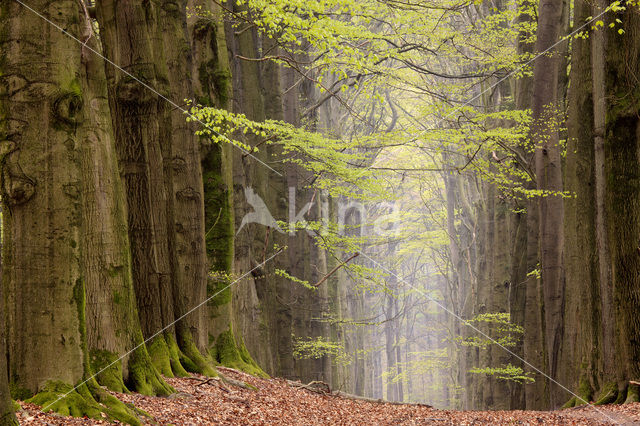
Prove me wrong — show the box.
[15,368,640,425]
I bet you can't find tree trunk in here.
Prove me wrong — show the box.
[603,4,640,403]
[0,235,16,424]
[1,0,86,397]
[95,0,186,377]
[156,0,215,376]
[1,2,151,421]
[79,11,172,396]
[188,0,265,377]
[531,0,566,408]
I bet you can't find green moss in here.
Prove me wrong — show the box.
[213,326,268,378]
[202,145,234,308]
[27,380,141,424]
[89,349,128,393]
[164,334,190,377]
[561,396,577,409]
[561,377,592,408]
[146,335,175,377]
[625,383,639,404]
[27,381,101,420]
[9,381,31,400]
[113,289,122,305]
[177,330,217,376]
[594,381,618,405]
[197,53,231,108]
[614,386,627,405]
[576,377,592,405]
[126,344,174,396]
[86,380,143,425]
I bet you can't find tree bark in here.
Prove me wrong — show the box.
[560,0,601,408]
[531,0,566,408]
[95,0,185,377]
[0,236,16,424]
[1,0,86,396]
[603,4,640,404]
[79,10,172,396]
[156,0,214,376]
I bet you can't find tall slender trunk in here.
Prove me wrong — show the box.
[157,0,214,375]
[531,0,566,407]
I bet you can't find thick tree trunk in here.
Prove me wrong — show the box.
[560,0,599,408]
[1,0,86,397]
[0,242,16,424]
[562,0,603,408]
[531,0,566,408]
[604,4,640,404]
[95,0,186,377]
[0,3,151,421]
[225,2,277,375]
[188,0,265,377]
[79,13,172,396]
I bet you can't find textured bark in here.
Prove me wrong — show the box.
[79,14,171,396]
[0,242,16,424]
[531,0,566,408]
[225,3,276,375]
[95,0,181,376]
[188,0,264,377]
[1,0,86,396]
[561,0,599,408]
[156,0,214,375]
[522,192,548,409]
[603,5,640,401]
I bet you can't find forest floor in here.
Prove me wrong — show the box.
[15,367,640,425]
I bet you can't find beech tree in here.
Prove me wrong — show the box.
[5,0,640,421]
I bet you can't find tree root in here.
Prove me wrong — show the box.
[178,333,217,376]
[594,382,618,406]
[625,382,639,404]
[127,345,174,396]
[26,380,143,425]
[217,369,258,391]
[212,327,268,378]
[562,377,592,408]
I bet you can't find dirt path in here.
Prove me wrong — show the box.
[16,368,640,425]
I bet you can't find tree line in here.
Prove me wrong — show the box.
[2,0,640,423]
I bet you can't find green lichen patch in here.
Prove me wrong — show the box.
[212,326,268,379]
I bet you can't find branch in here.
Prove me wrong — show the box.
[313,252,359,287]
